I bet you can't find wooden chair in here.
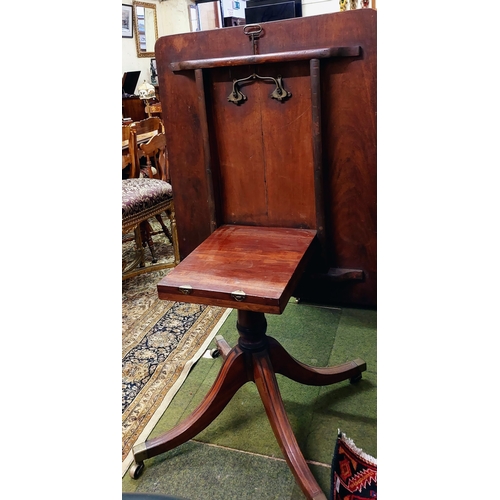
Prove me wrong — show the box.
[144,99,162,119]
[122,126,144,273]
[127,117,177,265]
[122,117,164,177]
[132,117,170,182]
[138,125,177,255]
[132,116,163,140]
[122,124,180,280]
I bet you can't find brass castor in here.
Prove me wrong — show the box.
[129,461,145,479]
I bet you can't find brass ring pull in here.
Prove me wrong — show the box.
[178,285,193,295]
[231,290,246,302]
[243,24,263,38]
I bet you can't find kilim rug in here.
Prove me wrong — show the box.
[331,431,377,500]
[122,267,231,476]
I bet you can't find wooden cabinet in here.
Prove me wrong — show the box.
[122,96,147,122]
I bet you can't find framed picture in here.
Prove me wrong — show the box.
[150,58,158,85]
[122,4,133,38]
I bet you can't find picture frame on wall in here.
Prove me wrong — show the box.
[150,58,158,85]
[122,4,133,38]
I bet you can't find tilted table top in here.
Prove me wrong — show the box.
[157,225,317,314]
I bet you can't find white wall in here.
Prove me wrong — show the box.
[122,0,195,92]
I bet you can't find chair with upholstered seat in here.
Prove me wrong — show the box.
[131,117,176,248]
[122,125,180,280]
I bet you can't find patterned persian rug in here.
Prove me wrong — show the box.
[122,267,231,476]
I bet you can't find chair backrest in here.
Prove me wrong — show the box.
[139,131,170,183]
[122,125,139,178]
[145,100,162,118]
[127,117,168,180]
[132,117,164,139]
[122,117,166,180]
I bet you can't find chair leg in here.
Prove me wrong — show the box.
[165,205,180,265]
[122,226,145,275]
[147,207,179,266]
[154,213,174,245]
[135,226,146,268]
[140,221,158,263]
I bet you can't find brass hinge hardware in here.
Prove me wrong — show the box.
[231,290,246,301]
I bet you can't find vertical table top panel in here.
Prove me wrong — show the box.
[157,225,317,314]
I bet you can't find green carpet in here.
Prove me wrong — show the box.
[122,300,376,499]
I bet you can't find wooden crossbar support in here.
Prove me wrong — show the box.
[169,46,361,71]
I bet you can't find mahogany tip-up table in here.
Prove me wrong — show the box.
[129,225,366,500]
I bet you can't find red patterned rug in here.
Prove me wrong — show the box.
[331,431,377,499]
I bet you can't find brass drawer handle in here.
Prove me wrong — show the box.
[178,285,192,295]
[231,290,246,302]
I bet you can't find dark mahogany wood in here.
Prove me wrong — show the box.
[133,345,250,461]
[157,225,317,314]
[268,336,366,385]
[122,96,147,122]
[252,349,328,500]
[131,307,366,500]
[131,10,375,497]
[132,226,367,499]
[155,9,377,307]
[169,46,360,71]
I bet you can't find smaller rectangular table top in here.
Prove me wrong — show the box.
[157,225,317,314]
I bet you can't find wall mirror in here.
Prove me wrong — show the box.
[133,1,158,58]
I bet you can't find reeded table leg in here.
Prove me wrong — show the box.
[253,349,328,500]
[130,309,366,500]
[268,336,366,385]
[130,345,249,478]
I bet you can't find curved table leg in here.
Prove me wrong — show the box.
[130,345,250,477]
[214,335,232,360]
[253,350,328,500]
[268,336,366,386]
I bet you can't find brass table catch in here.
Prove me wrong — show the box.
[243,24,263,51]
[227,24,292,106]
[231,290,246,302]
[178,285,193,295]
